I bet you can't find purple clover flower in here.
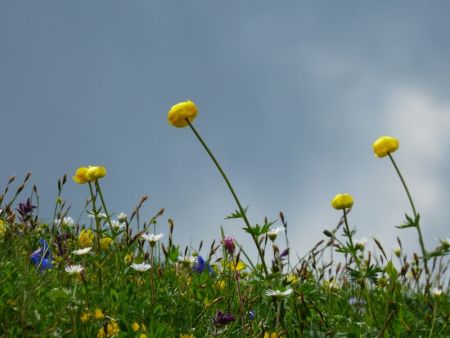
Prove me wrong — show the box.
[222,237,235,255]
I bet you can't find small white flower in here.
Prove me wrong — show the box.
[111,219,125,230]
[65,265,84,274]
[354,238,368,250]
[54,216,75,227]
[117,212,127,223]
[267,226,286,241]
[431,287,443,297]
[87,211,107,220]
[72,247,92,255]
[177,255,196,266]
[141,233,164,245]
[440,238,450,249]
[130,263,152,272]
[265,288,293,298]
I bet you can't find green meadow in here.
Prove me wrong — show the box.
[0,104,449,337]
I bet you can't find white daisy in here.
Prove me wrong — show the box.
[130,263,152,272]
[72,247,92,255]
[265,288,294,298]
[65,264,84,274]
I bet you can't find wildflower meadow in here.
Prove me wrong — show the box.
[0,101,449,337]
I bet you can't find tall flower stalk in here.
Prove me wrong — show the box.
[167,100,269,276]
[186,119,269,276]
[373,136,429,280]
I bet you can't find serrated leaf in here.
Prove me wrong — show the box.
[225,205,249,219]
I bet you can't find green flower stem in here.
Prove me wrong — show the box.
[94,180,115,234]
[187,120,269,276]
[387,153,429,276]
[88,182,102,287]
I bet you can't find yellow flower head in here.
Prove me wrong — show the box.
[94,308,105,320]
[80,312,91,323]
[331,193,353,210]
[230,260,245,272]
[139,334,148,338]
[107,320,120,336]
[131,322,140,332]
[86,166,106,181]
[180,335,195,338]
[100,237,113,250]
[167,100,198,128]
[73,167,89,184]
[373,136,399,158]
[79,229,94,248]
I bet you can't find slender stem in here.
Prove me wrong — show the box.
[94,180,114,234]
[88,182,102,287]
[186,120,269,276]
[387,153,429,276]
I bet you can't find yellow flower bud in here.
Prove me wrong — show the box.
[86,166,106,181]
[167,100,198,128]
[100,237,113,250]
[73,167,89,184]
[79,229,94,248]
[331,193,353,210]
[373,136,399,158]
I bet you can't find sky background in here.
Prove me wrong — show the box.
[1,1,449,261]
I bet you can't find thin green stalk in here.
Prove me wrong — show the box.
[94,180,114,234]
[88,182,102,287]
[387,153,429,276]
[186,120,269,276]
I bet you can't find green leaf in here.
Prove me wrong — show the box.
[396,213,420,229]
[225,205,249,219]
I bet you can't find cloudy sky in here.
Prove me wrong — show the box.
[1,1,449,261]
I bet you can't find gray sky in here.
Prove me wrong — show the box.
[1,1,449,260]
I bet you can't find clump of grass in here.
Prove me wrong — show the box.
[0,105,449,337]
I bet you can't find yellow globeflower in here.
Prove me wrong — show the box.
[86,166,106,181]
[331,193,353,210]
[107,320,120,336]
[79,229,94,247]
[94,308,105,320]
[73,167,89,184]
[100,237,113,250]
[373,136,399,158]
[131,322,140,332]
[167,100,198,128]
